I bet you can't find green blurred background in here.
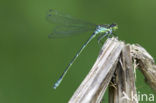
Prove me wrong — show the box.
[0,0,156,103]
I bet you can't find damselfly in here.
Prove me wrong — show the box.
[47,9,118,89]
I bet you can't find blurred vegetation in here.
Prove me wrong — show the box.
[0,0,156,103]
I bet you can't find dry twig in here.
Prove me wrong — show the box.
[68,38,156,103]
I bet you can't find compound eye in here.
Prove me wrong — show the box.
[110,23,116,27]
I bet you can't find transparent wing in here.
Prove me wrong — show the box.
[47,9,96,28]
[48,25,96,38]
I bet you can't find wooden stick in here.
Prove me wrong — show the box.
[68,37,124,103]
[130,44,156,91]
[109,45,138,103]
[68,38,156,103]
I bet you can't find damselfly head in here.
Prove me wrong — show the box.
[110,23,118,31]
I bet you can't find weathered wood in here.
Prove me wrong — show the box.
[68,38,156,103]
[109,45,138,103]
[130,44,156,91]
[68,37,124,103]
